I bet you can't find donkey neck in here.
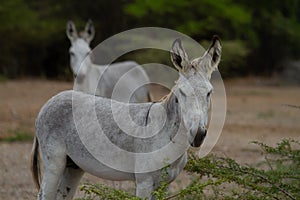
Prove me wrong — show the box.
[161,74,194,132]
[162,91,179,118]
[160,86,181,135]
[161,76,186,120]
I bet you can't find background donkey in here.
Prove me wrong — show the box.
[31,36,221,199]
[66,20,152,102]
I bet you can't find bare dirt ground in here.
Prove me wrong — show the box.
[0,78,299,200]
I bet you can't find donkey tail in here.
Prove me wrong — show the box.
[30,136,41,190]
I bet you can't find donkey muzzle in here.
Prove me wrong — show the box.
[191,127,207,147]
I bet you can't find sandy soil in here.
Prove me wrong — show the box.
[0,78,299,200]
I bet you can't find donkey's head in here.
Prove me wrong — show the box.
[170,36,222,147]
[66,20,95,80]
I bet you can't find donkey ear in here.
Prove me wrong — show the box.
[66,21,78,42]
[170,39,190,73]
[83,19,95,44]
[203,35,222,79]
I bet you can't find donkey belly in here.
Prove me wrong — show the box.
[66,143,135,181]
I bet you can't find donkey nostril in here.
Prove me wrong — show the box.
[192,127,207,148]
[201,126,207,135]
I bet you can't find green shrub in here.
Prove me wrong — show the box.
[78,139,300,200]
[184,139,300,200]
[77,183,140,200]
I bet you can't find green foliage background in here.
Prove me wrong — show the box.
[1,0,300,78]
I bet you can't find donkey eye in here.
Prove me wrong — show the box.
[207,90,212,99]
[70,52,75,56]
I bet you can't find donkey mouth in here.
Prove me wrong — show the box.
[191,129,207,148]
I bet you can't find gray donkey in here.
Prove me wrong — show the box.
[66,20,151,102]
[31,36,222,199]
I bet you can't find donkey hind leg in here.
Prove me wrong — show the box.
[37,147,67,200]
[135,175,155,200]
[57,157,84,200]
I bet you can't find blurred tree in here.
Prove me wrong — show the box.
[240,0,300,75]
[0,0,300,78]
[0,0,39,77]
[124,0,253,77]
[124,0,253,40]
[125,0,300,76]
[0,0,68,78]
[0,0,132,78]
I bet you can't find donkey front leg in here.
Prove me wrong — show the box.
[135,174,156,200]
